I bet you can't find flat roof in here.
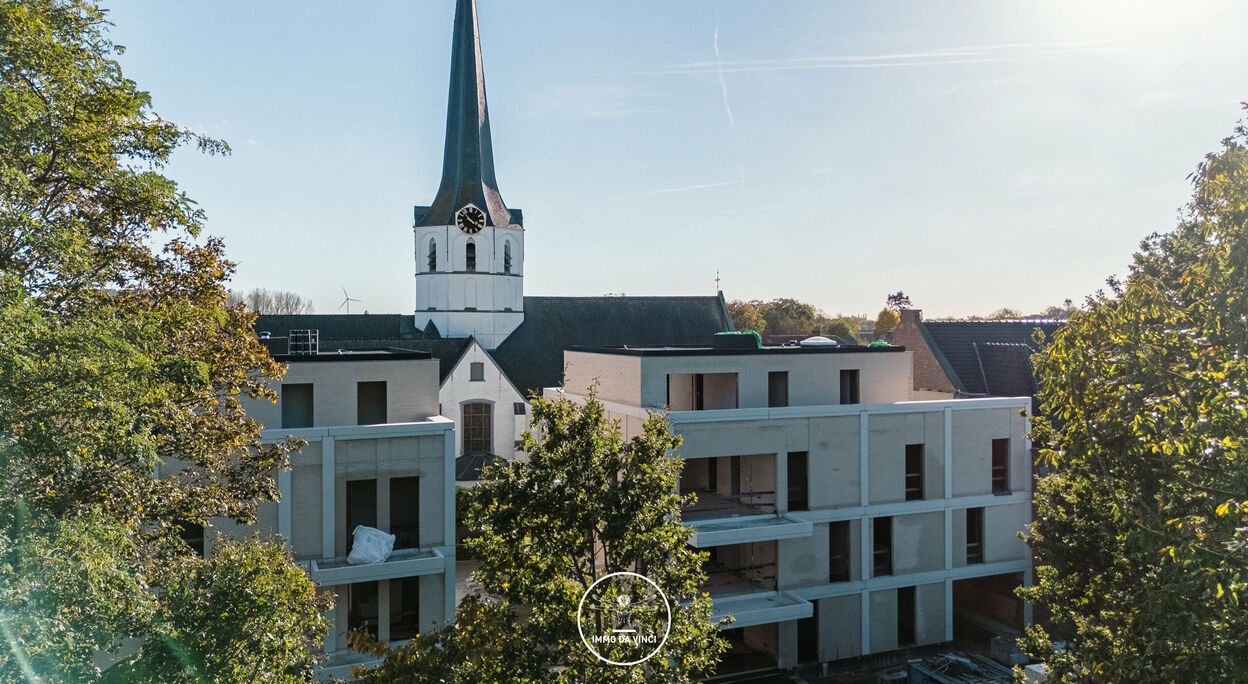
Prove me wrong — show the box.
[274,348,432,363]
[567,344,906,357]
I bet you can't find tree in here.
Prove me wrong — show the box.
[760,297,819,334]
[885,291,912,312]
[1020,111,1248,681]
[985,307,1022,320]
[228,287,314,314]
[726,299,766,333]
[351,389,729,682]
[820,317,859,343]
[873,308,900,339]
[101,536,332,684]
[0,1,325,680]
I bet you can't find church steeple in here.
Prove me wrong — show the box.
[416,0,514,229]
[412,0,525,351]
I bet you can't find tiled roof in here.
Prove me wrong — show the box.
[492,295,734,397]
[922,319,1063,396]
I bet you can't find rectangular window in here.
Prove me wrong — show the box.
[694,373,705,410]
[469,362,485,382]
[797,603,819,664]
[966,507,984,564]
[389,577,421,641]
[897,586,916,646]
[787,451,808,511]
[513,402,526,415]
[357,381,387,425]
[992,438,1010,493]
[178,522,204,557]
[839,369,860,404]
[768,371,789,408]
[348,581,379,640]
[729,455,741,497]
[463,402,493,455]
[390,476,420,550]
[873,517,893,577]
[707,457,718,493]
[346,479,377,554]
[905,444,924,501]
[829,521,851,582]
[281,383,314,429]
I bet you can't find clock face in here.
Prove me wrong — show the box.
[456,206,486,234]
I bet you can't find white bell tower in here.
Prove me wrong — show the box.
[413,0,523,350]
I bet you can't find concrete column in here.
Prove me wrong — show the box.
[944,577,954,642]
[277,468,292,542]
[776,449,789,514]
[859,411,869,507]
[944,509,953,571]
[377,580,391,643]
[860,590,871,655]
[943,407,953,499]
[443,423,457,614]
[322,436,336,558]
[777,619,797,668]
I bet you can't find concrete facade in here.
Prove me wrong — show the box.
[553,343,1032,675]
[228,352,457,680]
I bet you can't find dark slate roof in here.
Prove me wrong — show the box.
[254,314,417,341]
[254,294,733,394]
[492,295,735,397]
[253,315,470,383]
[415,0,518,230]
[922,320,1063,396]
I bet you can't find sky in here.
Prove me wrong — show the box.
[105,1,1248,318]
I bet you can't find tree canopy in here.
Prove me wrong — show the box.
[0,1,328,680]
[228,287,314,314]
[351,389,728,682]
[727,297,866,340]
[1020,110,1248,681]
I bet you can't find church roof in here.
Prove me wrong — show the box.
[492,295,735,397]
[921,319,1063,396]
[415,0,518,229]
[254,294,733,395]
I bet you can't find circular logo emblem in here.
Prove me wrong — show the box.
[576,571,672,666]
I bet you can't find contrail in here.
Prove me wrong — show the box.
[713,19,735,128]
[624,178,746,199]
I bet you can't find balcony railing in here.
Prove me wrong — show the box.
[682,490,776,522]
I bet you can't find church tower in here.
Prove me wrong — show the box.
[413,0,523,350]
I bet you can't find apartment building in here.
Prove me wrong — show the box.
[199,338,456,680]
[554,334,1031,676]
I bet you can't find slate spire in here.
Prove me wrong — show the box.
[418,0,512,229]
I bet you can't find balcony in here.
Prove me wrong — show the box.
[703,541,777,594]
[308,547,447,585]
[707,590,812,629]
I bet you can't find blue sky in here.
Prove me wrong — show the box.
[106,1,1247,318]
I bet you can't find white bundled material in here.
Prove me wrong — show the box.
[346,525,395,565]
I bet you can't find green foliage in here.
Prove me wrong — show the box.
[873,308,899,339]
[1020,111,1248,682]
[352,389,729,682]
[726,299,766,334]
[0,1,326,680]
[820,317,859,343]
[985,307,1022,320]
[102,536,333,684]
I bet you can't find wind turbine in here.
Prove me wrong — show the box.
[338,287,362,314]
